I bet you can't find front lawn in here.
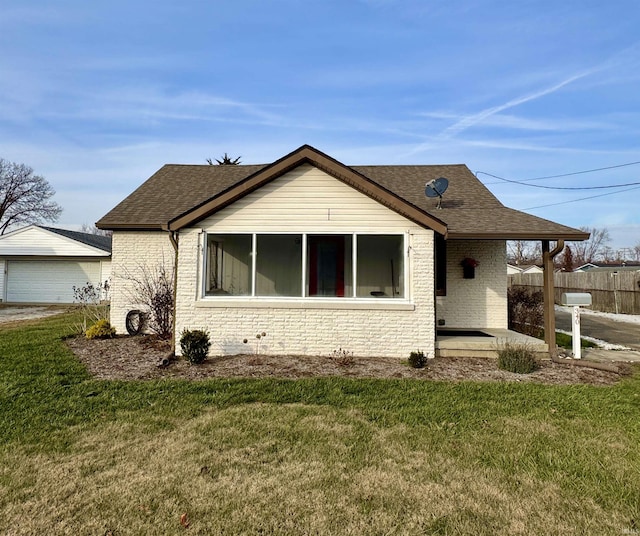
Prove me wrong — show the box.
[1,314,639,535]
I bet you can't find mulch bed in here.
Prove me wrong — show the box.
[66,335,622,386]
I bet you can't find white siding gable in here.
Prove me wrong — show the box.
[200,164,423,233]
[0,226,109,257]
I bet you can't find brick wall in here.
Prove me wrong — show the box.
[109,232,175,334]
[436,240,507,329]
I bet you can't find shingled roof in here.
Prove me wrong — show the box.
[40,226,112,253]
[97,145,588,241]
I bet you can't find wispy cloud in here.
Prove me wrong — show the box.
[418,111,609,133]
[38,87,288,128]
[444,70,595,138]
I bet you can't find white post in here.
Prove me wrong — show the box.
[572,305,581,359]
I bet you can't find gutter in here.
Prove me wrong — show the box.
[168,229,179,354]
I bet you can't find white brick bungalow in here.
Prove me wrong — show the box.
[97,145,588,358]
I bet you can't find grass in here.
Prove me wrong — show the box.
[1,313,639,535]
[555,331,598,349]
[532,329,598,349]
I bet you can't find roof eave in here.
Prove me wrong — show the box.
[447,231,591,241]
[96,222,165,231]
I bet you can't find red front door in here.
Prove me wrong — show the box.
[308,236,345,297]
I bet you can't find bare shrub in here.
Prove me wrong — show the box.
[72,280,110,335]
[121,261,174,340]
[507,286,543,338]
[330,348,355,367]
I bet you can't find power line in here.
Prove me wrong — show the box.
[519,184,640,210]
[518,160,640,181]
[476,171,640,190]
[478,160,640,185]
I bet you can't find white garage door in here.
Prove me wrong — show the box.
[6,261,101,303]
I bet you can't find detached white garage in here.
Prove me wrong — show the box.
[0,225,111,304]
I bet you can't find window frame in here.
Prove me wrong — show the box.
[200,231,410,302]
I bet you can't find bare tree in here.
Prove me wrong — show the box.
[0,158,62,235]
[206,153,241,165]
[79,223,112,237]
[571,227,610,265]
[507,240,541,265]
[634,242,640,262]
[561,245,574,272]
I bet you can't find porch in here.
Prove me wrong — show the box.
[435,328,549,359]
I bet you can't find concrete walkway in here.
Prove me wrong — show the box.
[580,348,640,363]
[0,306,67,324]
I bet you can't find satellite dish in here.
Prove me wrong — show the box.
[425,177,449,209]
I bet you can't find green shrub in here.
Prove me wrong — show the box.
[497,341,539,374]
[408,350,427,369]
[180,329,211,364]
[85,319,116,340]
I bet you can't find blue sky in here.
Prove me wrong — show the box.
[2,0,639,250]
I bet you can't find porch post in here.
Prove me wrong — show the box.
[542,239,564,357]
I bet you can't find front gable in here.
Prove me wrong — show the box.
[198,163,430,233]
[167,145,447,235]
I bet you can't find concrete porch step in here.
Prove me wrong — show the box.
[435,328,548,359]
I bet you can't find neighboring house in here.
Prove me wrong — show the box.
[507,264,522,275]
[0,225,111,303]
[97,145,588,358]
[574,263,599,272]
[507,264,543,275]
[575,262,640,273]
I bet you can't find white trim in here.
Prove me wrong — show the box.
[198,231,206,300]
[301,233,307,297]
[251,232,257,297]
[195,298,415,311]
[404,232,411,300]
[352,233,357,298]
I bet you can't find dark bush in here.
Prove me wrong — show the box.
[86,319,116,340]
[408,350,427,369]
[180,329,211,364]
[497,341,539,374]
[507,286,544,338]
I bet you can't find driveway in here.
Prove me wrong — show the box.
[555,308,640,351]
[0,305,67,324]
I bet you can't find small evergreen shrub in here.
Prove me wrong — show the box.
[180,329,211,364]
[497,341,539,374]
[85,319,116,340]
[408,350,427,369]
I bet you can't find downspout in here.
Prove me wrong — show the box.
[168,229,179,355]
[542,239,564,357]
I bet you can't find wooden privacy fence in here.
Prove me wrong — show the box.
[509,271,640,315]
